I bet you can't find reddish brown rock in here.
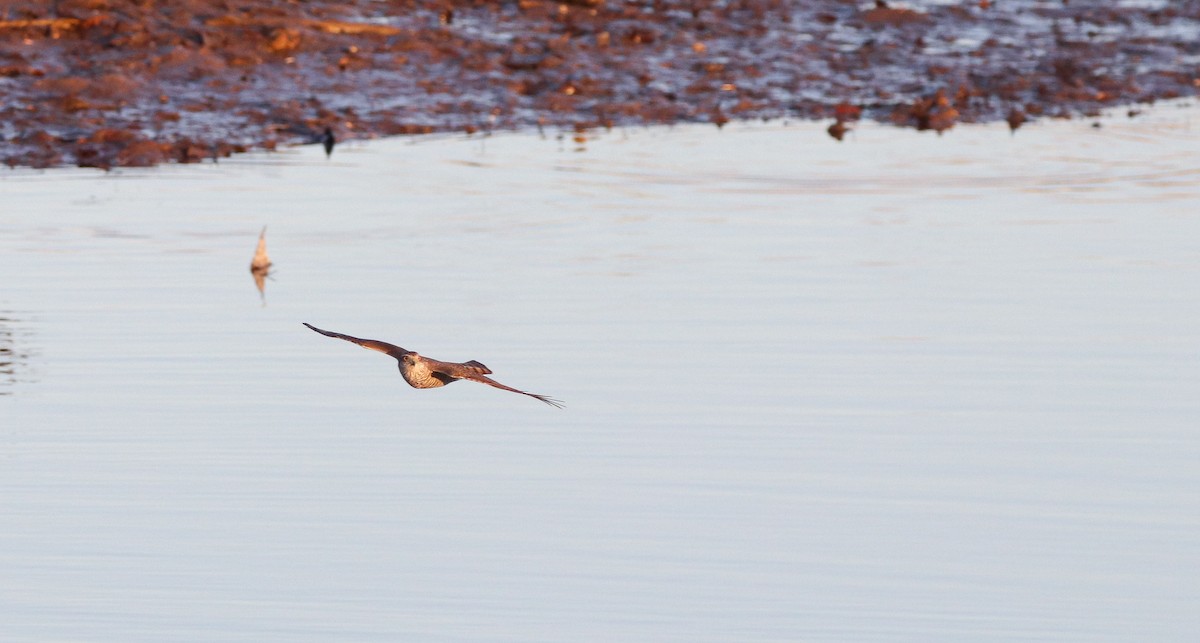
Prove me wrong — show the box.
[0,0,1196,168]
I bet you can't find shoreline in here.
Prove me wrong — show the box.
[3,0,1197,169]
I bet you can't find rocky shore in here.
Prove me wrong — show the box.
[2,0,1198,168]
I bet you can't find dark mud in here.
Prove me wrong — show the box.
[2,0,1198,168]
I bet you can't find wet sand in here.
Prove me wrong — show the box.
[2,0,1198,168]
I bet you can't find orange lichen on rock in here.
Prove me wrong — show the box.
[862,7,928,26]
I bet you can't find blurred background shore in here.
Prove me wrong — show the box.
[3,0,1198,168]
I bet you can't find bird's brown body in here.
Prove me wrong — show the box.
[398,353,449,389]
[303,323,563,408]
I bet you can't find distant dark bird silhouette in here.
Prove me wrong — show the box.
[1006,107,1026,133]
[321,127,335,158]
[303,323,564,408]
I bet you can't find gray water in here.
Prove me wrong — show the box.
[2,105,1199,641]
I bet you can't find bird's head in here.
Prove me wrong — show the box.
[401,353,418,366]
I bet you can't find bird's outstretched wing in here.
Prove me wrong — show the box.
[424,357,492,377]
[470,374,565,408]
[428,358,564,408]
[303,323,410,358]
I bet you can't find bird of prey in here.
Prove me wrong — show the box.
[303,323,564,408]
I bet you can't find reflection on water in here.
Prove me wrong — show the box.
[249,225,273,304]
[564,106,1200,200]
[0,312,34,395]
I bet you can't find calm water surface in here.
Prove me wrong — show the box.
[2,105,1199,641]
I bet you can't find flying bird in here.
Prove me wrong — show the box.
[303,323,564,408]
